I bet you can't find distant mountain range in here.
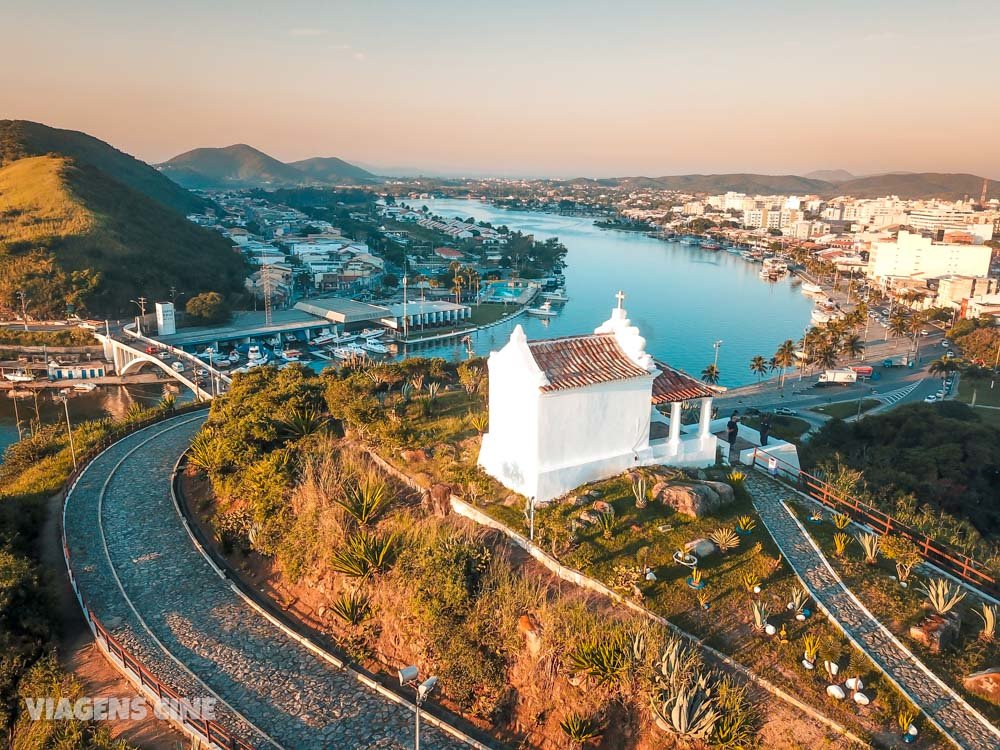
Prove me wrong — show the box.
[803,169,855,183]
[0,121,244,316]
[561,171,998,200]
[158,144,377,188]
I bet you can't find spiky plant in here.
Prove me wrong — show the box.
[277,407,329,440]
[649,671,720,740]
[426,381,441,401]
[832,512,851,530]
[974,603,997,641]
[598,508,617,540]
[802,634,821,664]
[186,431,229,475]
[409,374,425,392]
[709,527,740,554]
[696,590,711,610]
[399,381,414,403]
[559,713,603,747]
[630,475,648,509]
[740,571,760,593]
[727,470,746,485]
[749,600,768,631]
[566,631,636,686]
[330,589,371,627]
[689,567,703,587]
[329,531,398,579]
[919,578,966,615]
[833,532,851,557]
[469,411,489,434]
[335,475,391,526]
[857,532,881,564]
[158,394,176,413]
[735,514,756,533]
[789,587,808,614]
[897,707,918,734]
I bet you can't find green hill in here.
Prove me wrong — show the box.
[834,172,999,200]
[0,155,244,317]
[288,156,376,184]
[0,120,208,215]
[159,144,309,188]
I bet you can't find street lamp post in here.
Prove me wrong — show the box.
[398,667,438,750]
[712,340,723,370]
[56,393,77,468]
[16,290,29,331]
[130,297,148,335]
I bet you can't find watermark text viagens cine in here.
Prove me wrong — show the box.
[23,696,218,722]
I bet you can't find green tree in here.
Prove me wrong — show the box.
[701,363,720,385]
[840,333,865,360]
[185,291,231,324]
[773,339,796,387]
[749,355,768,382]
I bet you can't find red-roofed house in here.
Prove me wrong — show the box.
[434,247,464,260]
[477,293,720,502]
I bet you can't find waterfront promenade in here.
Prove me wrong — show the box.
[63,413,470,750]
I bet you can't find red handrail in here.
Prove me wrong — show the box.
[751,449,998,597]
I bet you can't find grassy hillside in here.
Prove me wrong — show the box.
[0,120,208,215]
[160,144,308,188]
[0,156,244,317]
[835,172,999,200]
[288,156,376,183]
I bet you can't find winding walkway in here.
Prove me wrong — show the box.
[744,471,999,750]
[63,413,467,750]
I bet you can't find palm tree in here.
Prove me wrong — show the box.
[929,356,961,383]
[773,339,796,387]
[749,355,768,382]
[814,345,839,370]
[701,363,720,385]
[840,334,865,360]
[888,312,910,340]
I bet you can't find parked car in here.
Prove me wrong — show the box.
[924,395,937,403]
[775,407,797,416]
[920,329,929,336]
[171,361,185,373]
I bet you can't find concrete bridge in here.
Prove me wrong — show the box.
[97,326,231,400]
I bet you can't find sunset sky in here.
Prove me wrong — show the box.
[3,0,999,178]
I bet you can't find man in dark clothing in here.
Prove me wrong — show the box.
[759,414,771,446]
[726,410,739,447]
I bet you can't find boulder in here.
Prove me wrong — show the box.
[659,481,734,518]
[964,668,1000,705]
[579,510,601,525]
[909,612,961,654]
[399,448,429,463]
[425,483,455,517]
[593,500,612,515]
[826,684,846,700]
[501,494,522,508]
[517,614,543,658]
[684,538,716,558]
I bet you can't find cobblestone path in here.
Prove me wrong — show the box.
[744,471,999,750]
[64,413,468,750]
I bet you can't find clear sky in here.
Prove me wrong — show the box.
[3,0,999,178]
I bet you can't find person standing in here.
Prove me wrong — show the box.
[759,413,771,446]
[726,410,739,447]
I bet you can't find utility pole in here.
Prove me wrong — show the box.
[57,393,77,468]
[16,290,28,331]
[130,297,147,335]
[712,340,723,370]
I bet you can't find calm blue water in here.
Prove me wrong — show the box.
[403,198,814,388]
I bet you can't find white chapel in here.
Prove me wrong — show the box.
[477,292,719,502]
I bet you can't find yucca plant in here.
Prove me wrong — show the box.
[919,578,966,615]
[277,407,329,440]
[330,589,372,627]
[335,475,391,526]
[630,475,648,509]
[897,707,918,735]
[689,567,704,588]
[740,571,760,593]
[727,470,746,485]
[833,532,851,557]
[749,600,769,631]
[469,411,489,434]
[857,532,881,564]
[598,508,617,540]
[789,587,808,615]
[832,512,851,530]
[802,634,821,665]
[158,394,176,413]
[735,514,756,533]
[709,527,740,554]
[329,531,398,579]
[559,713,602,747]
[186,431,229,474]
[974,603,996,641]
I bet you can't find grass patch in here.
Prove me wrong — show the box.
[742,414,811,443]
[812,399,880,419]
[957,377,1000,408]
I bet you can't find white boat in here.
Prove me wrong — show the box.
[333,344,366,359]
[359,328,385,339]
[280,349,302,361]
[228,350,240,362]
[72,382,98,393]
[800,281,823,295]
[247,345,268,365]
[331,333,357,344]
[310,332,338,346]
[527,301,557,317]
[361,340,389,354]
[2,369,34,383]
[542,291,569,302]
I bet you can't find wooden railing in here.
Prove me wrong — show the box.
[750,449,998,598]
[61,404,260,750]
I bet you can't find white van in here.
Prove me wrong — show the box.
[171,361,185,373]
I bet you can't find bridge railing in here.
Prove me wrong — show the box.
[750,448,998,598]
[61,405,259,750]
[120,323,231,389]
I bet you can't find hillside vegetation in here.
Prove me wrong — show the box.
[159,144,375,188]
[0,156,244,316]
[0,119,208,215]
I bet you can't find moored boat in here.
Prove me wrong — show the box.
[333,344,366,359]
[359,328,385,339]
[526,300,557,317]
[361,340,389,354]
[701,241,721,251]
[72,382,98,393]
[2,369,34,383]
[800,281,823,295]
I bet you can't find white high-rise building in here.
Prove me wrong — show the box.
[867,231,992,281]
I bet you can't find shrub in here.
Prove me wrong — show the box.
[330,589,372,627]
[329,531,398,579]
[559,713,603,747]
[918,578,965,615]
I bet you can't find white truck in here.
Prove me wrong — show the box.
[818,369,858,386]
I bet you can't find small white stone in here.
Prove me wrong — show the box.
[795,613,806,621]
[801,659,815,670]
[853,691,870,706]
[753,585,762,594]
[906,724,918,736]
[824,660,839,676]
[826,684,846,700]
[765,624,776,636]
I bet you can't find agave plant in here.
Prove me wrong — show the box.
[832,512,851,530]
[186,431,229,474]
[566,631,637,686]
[709,527,740,554]
[277,407,329,440]
[158,394,176,413]
[653,637,700,692]
[974,603,996,641]
[857,532,881,564]
[409,374,425,392]
[802,634,821,664]
[330,531,398,579]
[749,600,769,631]
[329,589,372,627]
[469,411,489,434]
[649,671,720,740]
[789,586,809,615]
[832,532,851,557]
[735,514,756,533]
[630,475,648,509]
[919,578,966,615]
[399,381,414,403]
[740,571,761,593]
[426,381,441,401]
[335,475,391,526]
[598,508,617,540]
[559,713,603,747]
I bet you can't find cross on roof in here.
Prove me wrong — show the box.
[615,290,625,309]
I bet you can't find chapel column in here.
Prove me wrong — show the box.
[668,401,682,450]
[698,397,713,439]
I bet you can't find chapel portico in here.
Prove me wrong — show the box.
[477,293,718,502]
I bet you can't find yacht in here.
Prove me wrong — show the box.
[361,340,389,354]
[247,345,268,365]
[800,281,823,295]
[359,328,385,339]
[333,344,367,359]
[527,300,557,317]
[2,369,34,383]
[280,349,303,362]
[310,332,338,346]
[228,350,240,363]
[330,332,357,344]
[72,382,98,393]
[701,240,721,251]
[541,290,570,303]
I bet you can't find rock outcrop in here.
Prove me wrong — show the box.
[653,480,734,518]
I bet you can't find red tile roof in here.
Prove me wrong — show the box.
[527,334,651,392]
[651,361,716,403]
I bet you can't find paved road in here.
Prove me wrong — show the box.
[64,413,466,750]
[744,471,1000,750]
